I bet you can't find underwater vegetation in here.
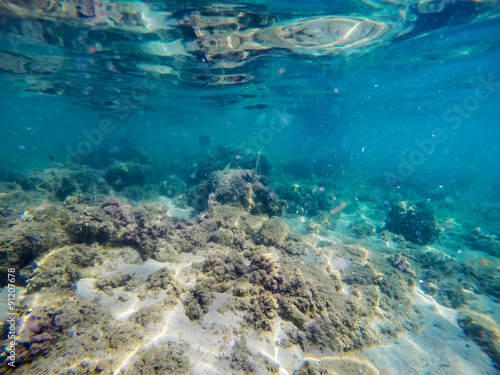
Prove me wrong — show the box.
[0,0,499,373]
[0,143,499,374]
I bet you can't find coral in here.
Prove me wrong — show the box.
[383,201,440,245]
[304,220,322,234]
[294,357,379,375]
[142,238,180,262]
[246,253,282,292]
[146,267,181,296]
[66,214,113,245]
[244,289,279,331]
[0,292,106,370]
[4,155,490,374]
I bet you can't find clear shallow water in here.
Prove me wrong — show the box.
[1,1,500,374]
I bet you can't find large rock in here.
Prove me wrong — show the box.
[189,169,286,216]
[384,201,440,245]
[254,217,290,246]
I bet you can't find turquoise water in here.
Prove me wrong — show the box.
[1,1,500,374]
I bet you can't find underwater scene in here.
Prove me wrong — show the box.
[0,0,500,374]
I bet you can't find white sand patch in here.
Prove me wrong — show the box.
[119,294,245,374]
[363,287,496,375]
[246,319,305,375]
[107,253,204,287]
[75,251,206,321]
[75,278,141,320]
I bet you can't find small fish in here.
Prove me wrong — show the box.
[49,155,55,160]
[330,202,347,215]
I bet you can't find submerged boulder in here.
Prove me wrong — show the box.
[383,201,440,245]
[189,168,286,216]
[254,217,290,246]
[104,161,152,189]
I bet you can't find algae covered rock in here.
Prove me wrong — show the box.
[276,183,337,216]
[461,225,500,257]
[294,356,379,375]
[7,167,111,201]
[254,217,290,246]
[122,341,191,374]
[190,168,286,216]
[383,201,440,245]
[104,161,152,189]
[348,219,376,238]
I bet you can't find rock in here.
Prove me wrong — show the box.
[105,161,152,189]
[190,169,286,216]
[254,217,290,246]
[121,341,190,374]
[294,356,379,375]
[276,183,337,216]
[153,241,180,263]
[461,226,500,257]
[348,219,375,238]
[383,201,440,245]
[7,167,111,201]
